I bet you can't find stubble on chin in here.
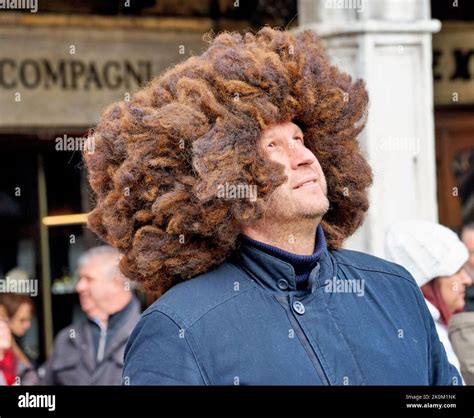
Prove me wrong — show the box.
[264,186,329,222]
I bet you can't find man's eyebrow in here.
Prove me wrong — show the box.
[262,131,280,141]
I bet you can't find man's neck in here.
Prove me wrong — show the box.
[91,293,133,329]
[93,313,108,329]
[241,218,320,255]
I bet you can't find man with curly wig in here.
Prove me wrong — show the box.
[84,27,461,385]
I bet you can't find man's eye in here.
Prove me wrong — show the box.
[294,137,303,142]
[267,142,275,148]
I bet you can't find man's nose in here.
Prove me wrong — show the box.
[289,141,316,168]
[75,278,85,293]
[465,274,473,287]
[461,270,473,286]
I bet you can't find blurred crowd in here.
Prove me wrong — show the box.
[0,246,140,385]
[1,221,474,386]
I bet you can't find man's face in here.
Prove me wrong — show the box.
[75,257,119,318]
[259,121,329,221]
[438,268,473,312]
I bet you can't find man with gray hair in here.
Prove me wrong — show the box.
[41,246,140,385]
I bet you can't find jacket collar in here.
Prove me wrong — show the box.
[73,296,141,370]
[234,228,334,294]
[102,296,141,361]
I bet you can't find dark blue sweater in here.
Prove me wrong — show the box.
[240,224,326,288]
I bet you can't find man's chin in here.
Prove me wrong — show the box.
[298,200,329,219]
[79,300,93,314]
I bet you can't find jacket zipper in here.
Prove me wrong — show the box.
[277,295,330,385]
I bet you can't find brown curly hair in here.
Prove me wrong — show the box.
[84,27,372,297]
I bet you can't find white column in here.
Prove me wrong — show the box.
[296,0,441,257]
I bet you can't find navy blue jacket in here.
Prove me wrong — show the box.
[123,239,461,385]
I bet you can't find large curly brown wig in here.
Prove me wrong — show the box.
[84,27,372,297]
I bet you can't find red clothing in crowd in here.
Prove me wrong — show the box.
[0,349,17,385]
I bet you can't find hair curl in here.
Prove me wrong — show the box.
[84,27,372,297]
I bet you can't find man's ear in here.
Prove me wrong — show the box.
[114,276,131,293]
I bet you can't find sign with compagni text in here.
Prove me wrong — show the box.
[0,24,205,129]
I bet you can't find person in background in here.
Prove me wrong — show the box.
[449,311,474,385]
[460,222,474,311]
[41,246,141,385]
[0,303,16,385]
[447,222,474,385]
[385,220,473,379]
[0,293,38,385]
[4,268,40,363]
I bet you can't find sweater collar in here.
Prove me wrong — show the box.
[241,224,326,265]
[234,224,333,293]
[240,225,326,287]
